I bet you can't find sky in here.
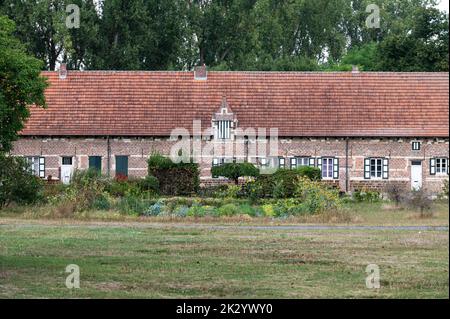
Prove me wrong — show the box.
[438,0,449,12]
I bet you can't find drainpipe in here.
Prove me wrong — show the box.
[107,136,111,177]
[345,138,349,193]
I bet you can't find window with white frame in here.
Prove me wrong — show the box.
[430,157,448,175]
[364,158,389,179]
[259,157,269,167]
[278,157,285,169]
[289,157,315,169]
[412,141,421,151]
[318,157,339,179]
[216,120,232,139]
[26,156,45,178]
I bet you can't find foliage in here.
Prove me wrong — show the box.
[148,154,199,196]
[143,200,164,217]
[137,175,159,194]
[242,167,322,199]
[295,177,342,214]
[0,155,44,208]
[217,203,241,217]
[211,162,260,184]
[2,1,447,72]
[405,189,433,218]
[438,179,449,200]
[384,182,407,206]
[352,189,381,203]
[0,15,47,153]
[296,166,322,181]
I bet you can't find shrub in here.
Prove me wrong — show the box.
[148,154,199,196]
[384,182,407,206]
[438,179,449,200]
[215,184,241,199]
[187,205,208,217]
[406,189,433,218]
[211,162,259,184]
[352,189,381,202]
[0,155,44,208]
[261,204,276,217]
[295,166,322,181]
[137,175,159,193]
[217,203,241,216]
[116,194,151,216]
[238,204,257,217]
[143,200,164,216]
[295,177,342,214]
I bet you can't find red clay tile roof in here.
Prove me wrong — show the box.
[21,71,449,137]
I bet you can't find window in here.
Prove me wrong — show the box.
[89,156,102,172]
[430,158,448,175]
[317,157,339,179]
[216,120,232,139]
[412,141,421,151]
[115,156,129,178]
[278,157,285,169]
[289,157,315,169]
[212,158,226,178]
[26,157,45,178]
[364,158,389,179]
[259,158,268,167]
[62,156,73,165]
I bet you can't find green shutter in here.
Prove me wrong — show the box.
[116,156,128,177]
[89,156,102,172]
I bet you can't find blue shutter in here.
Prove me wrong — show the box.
[116,156,128,177]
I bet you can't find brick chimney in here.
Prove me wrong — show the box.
[59,63,67,79]
[352,65,359,74]
[194,64,207,80]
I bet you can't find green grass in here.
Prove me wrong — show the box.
[0,221,448,298]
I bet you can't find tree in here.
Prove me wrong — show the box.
[0,154,43,208]
[0,15,48,153]
[211,162,259,185]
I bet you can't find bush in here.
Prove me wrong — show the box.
[384,182,407,206]
[438,179,449,200]
[406,189,433,218]
[148,154,199,196]
[0,155,44,208]
[295,177,342,214]
[352,189,381,203]
[137,175,159,194]
[217,203,241,216]
[211,162,259,184]
[295,166,322,181]
[143,200,164,216]
[240,167,323,200]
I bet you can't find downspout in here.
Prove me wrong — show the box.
[107,136,111,177]
[345,137,349,193]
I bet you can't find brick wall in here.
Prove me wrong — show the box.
[11,137,449,194]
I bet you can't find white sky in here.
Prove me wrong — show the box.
[437,0,449,13]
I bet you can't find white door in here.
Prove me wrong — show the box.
[411,161,422,190]
[61,157,74,184]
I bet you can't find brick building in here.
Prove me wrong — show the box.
[12,67,449,193]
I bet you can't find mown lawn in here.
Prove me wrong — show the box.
[0,221,448,298]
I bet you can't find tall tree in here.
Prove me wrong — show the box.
[0,0,74,70]
[0,15,47,153]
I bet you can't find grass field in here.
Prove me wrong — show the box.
[0,219,448,298]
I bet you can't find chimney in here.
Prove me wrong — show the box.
[194,64,207,80]
[59,63,67,79]
[351,65,359,74]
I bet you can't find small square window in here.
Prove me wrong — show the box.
[412,142,421,151]
[62,156,73,165]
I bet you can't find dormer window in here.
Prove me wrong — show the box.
[212,96,236,140]
[217,120,232,139]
